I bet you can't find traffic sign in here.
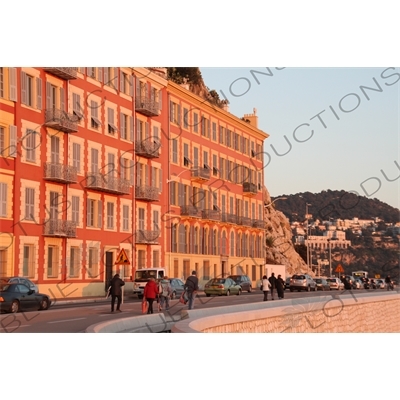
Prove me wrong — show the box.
[335,264,344,273]
[115,249,130,265]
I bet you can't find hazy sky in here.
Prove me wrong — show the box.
[200,68,400,210]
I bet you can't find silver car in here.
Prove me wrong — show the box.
[289,274,317,292]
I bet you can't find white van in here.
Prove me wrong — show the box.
[133,268,166,299]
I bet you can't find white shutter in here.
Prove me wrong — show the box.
[21,71,27,105]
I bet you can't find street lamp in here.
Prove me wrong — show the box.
[305,203,312,273]
[264,197,287,208]
[328,238,332,277]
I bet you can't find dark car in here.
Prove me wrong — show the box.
[0,283,51,313]
[314,278,330,291]
[0,277,39,293]
[169,278,186,299]
[284,277,291,290]
[228,275,252,292]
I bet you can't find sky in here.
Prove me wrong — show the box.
[200,67,400,210]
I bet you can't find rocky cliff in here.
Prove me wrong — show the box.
[263,188,308,275]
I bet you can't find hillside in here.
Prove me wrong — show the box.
[272,190,399,223]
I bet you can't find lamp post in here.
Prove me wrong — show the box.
[305,203,312,273]
[264,196,287,209]
[328,238,332,277]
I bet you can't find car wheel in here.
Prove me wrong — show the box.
[248,286,252,293]
[10,300,20,313]
[39,298,50,310]
[171,291,176,300]
[237,289,241,296]
[226,290,230,296]
[206,294,211,297]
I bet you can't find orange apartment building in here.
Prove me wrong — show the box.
[0,67,268,298]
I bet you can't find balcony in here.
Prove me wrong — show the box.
[221,213,238,224]
[191,167,210,182]
[135,138,161,158]
[252,219,266,229]
[43,67,78,80]
[43,219,77,238]
[243,182,258,196]
[135,97,159,117]
[201,209,221,221]
[44,108,79,133]
[241,217,252,227]
[135,185,159,201]
[180,205,202,218]
[86,173,131,195]
[44,163,77,184]
[135,230,160,244]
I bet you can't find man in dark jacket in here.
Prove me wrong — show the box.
[110,273,125,312]
[268,273,277,300]
[185,271,199,310]
[276,274,285,299]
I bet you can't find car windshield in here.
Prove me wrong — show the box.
[293,275,305,280]
[229,276,240,282]
[315,279,322,283]
[210,279,225,284]
[0,284,10,291]
[135,271,158,280]
[327,278,336,282]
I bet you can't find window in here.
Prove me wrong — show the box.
[69,246,80,277]
[122,205,129,231]
[72,196,79,224]
[87,67,96,79]
[138,250,145,268]
[25,188,35,221]
[87,199,102,228]
[153,250,160,269]
[183,143,191,166]
[120,113,128,139]
[107,202,114,229]
[0,68,3,98]
[183,107,189,129]
[212,155,219,176]
[87,247,99,278]
[120,71,127,94]
[22,73,34,107]
[23,244,35,278]
[72,93,84,120]
[219,126,225,144]
[169,101,181,125]
[230,232,235,256]
[107,108,117,134]
[0,127,4,156]
[47,245,59,278]
[90,100,101,129]
[172,139,178,163]
[153,210,159,232]
[0,182,7,217]
[193,113,199,133]
[49,191,59,220]
[138,208,145,230]
[212,122,217,141]
[72,143,81,173]
[25,129,37,162]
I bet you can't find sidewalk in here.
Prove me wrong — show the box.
[52,295,123,306]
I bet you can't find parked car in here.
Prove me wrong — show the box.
[345,275,357,289]
[227,275,252,292]
[354,278,363,289]
[284,277,291,290]
[0,283,51,313]
[289,274,317,292]
[169,278,186,299]
[314,278,330,291]
[326,277,344,290]
[204,278,242,296]
[375,279,385,289]
[0,277,39,293]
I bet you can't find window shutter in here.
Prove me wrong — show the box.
[158,90,162,110]
[21,71,27,105]
[103,68,108,85]
[129,115,133,142]
[0,183,7,217]
[177,104,181,126]
[120,71,123,92]
[130,160,134,185]
[129,75,133,97]
[98,200,102,228]
[98,67,102,83]
[46,82,51,110]
[119,112,124,139]
[86,199,90,226]
[107,108,112,125]
[36,77,42,110]
[60,87,65,111]
[145,121,149,139]
[9,125,17,158]
[87,67,93,77]
[9,68,17,101]
[159,169,162,192]
[113,68,118,89]
[136,78,140,101]
[79,67,85,74]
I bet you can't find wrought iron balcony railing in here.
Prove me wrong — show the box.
[43,219,77,237]
[86,172,131,195]
[135,97,159,117]
[44,108,79,133]
[201,209,221,221]
[135,138,161,158]
[43,67,78,80]
[135,230,160,244]
[252,219,266,229]
[221,212,238,224]
[180,205,202,218]
[243,182,258,196]
[241,216,252,227]
[135,185,159,201]
[44,163,77,183]
[191,167,210,181]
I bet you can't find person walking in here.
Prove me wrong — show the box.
[261,275,270,301]
[110,273,125,312]
[159,276,172,311]
[276,274,285,299]
[144,277,159,314]
[385,275,392,290]
[268,272,277,300]
[184,270,199,310]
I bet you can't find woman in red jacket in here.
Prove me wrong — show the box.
[143,278,159,314]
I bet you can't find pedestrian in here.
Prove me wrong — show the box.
[110,273,125,313]
[159,276,172,311]
[184,270,199,310]
[268,272,277,300]
[385,275,392,290]
[276,274,285,299]
[144,277,159,314]
[261,275,270,301]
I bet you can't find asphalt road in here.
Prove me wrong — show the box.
[0,288,390,333]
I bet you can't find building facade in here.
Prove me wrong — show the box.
[0,67,268,297]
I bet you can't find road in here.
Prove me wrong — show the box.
[0,288,386,333]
